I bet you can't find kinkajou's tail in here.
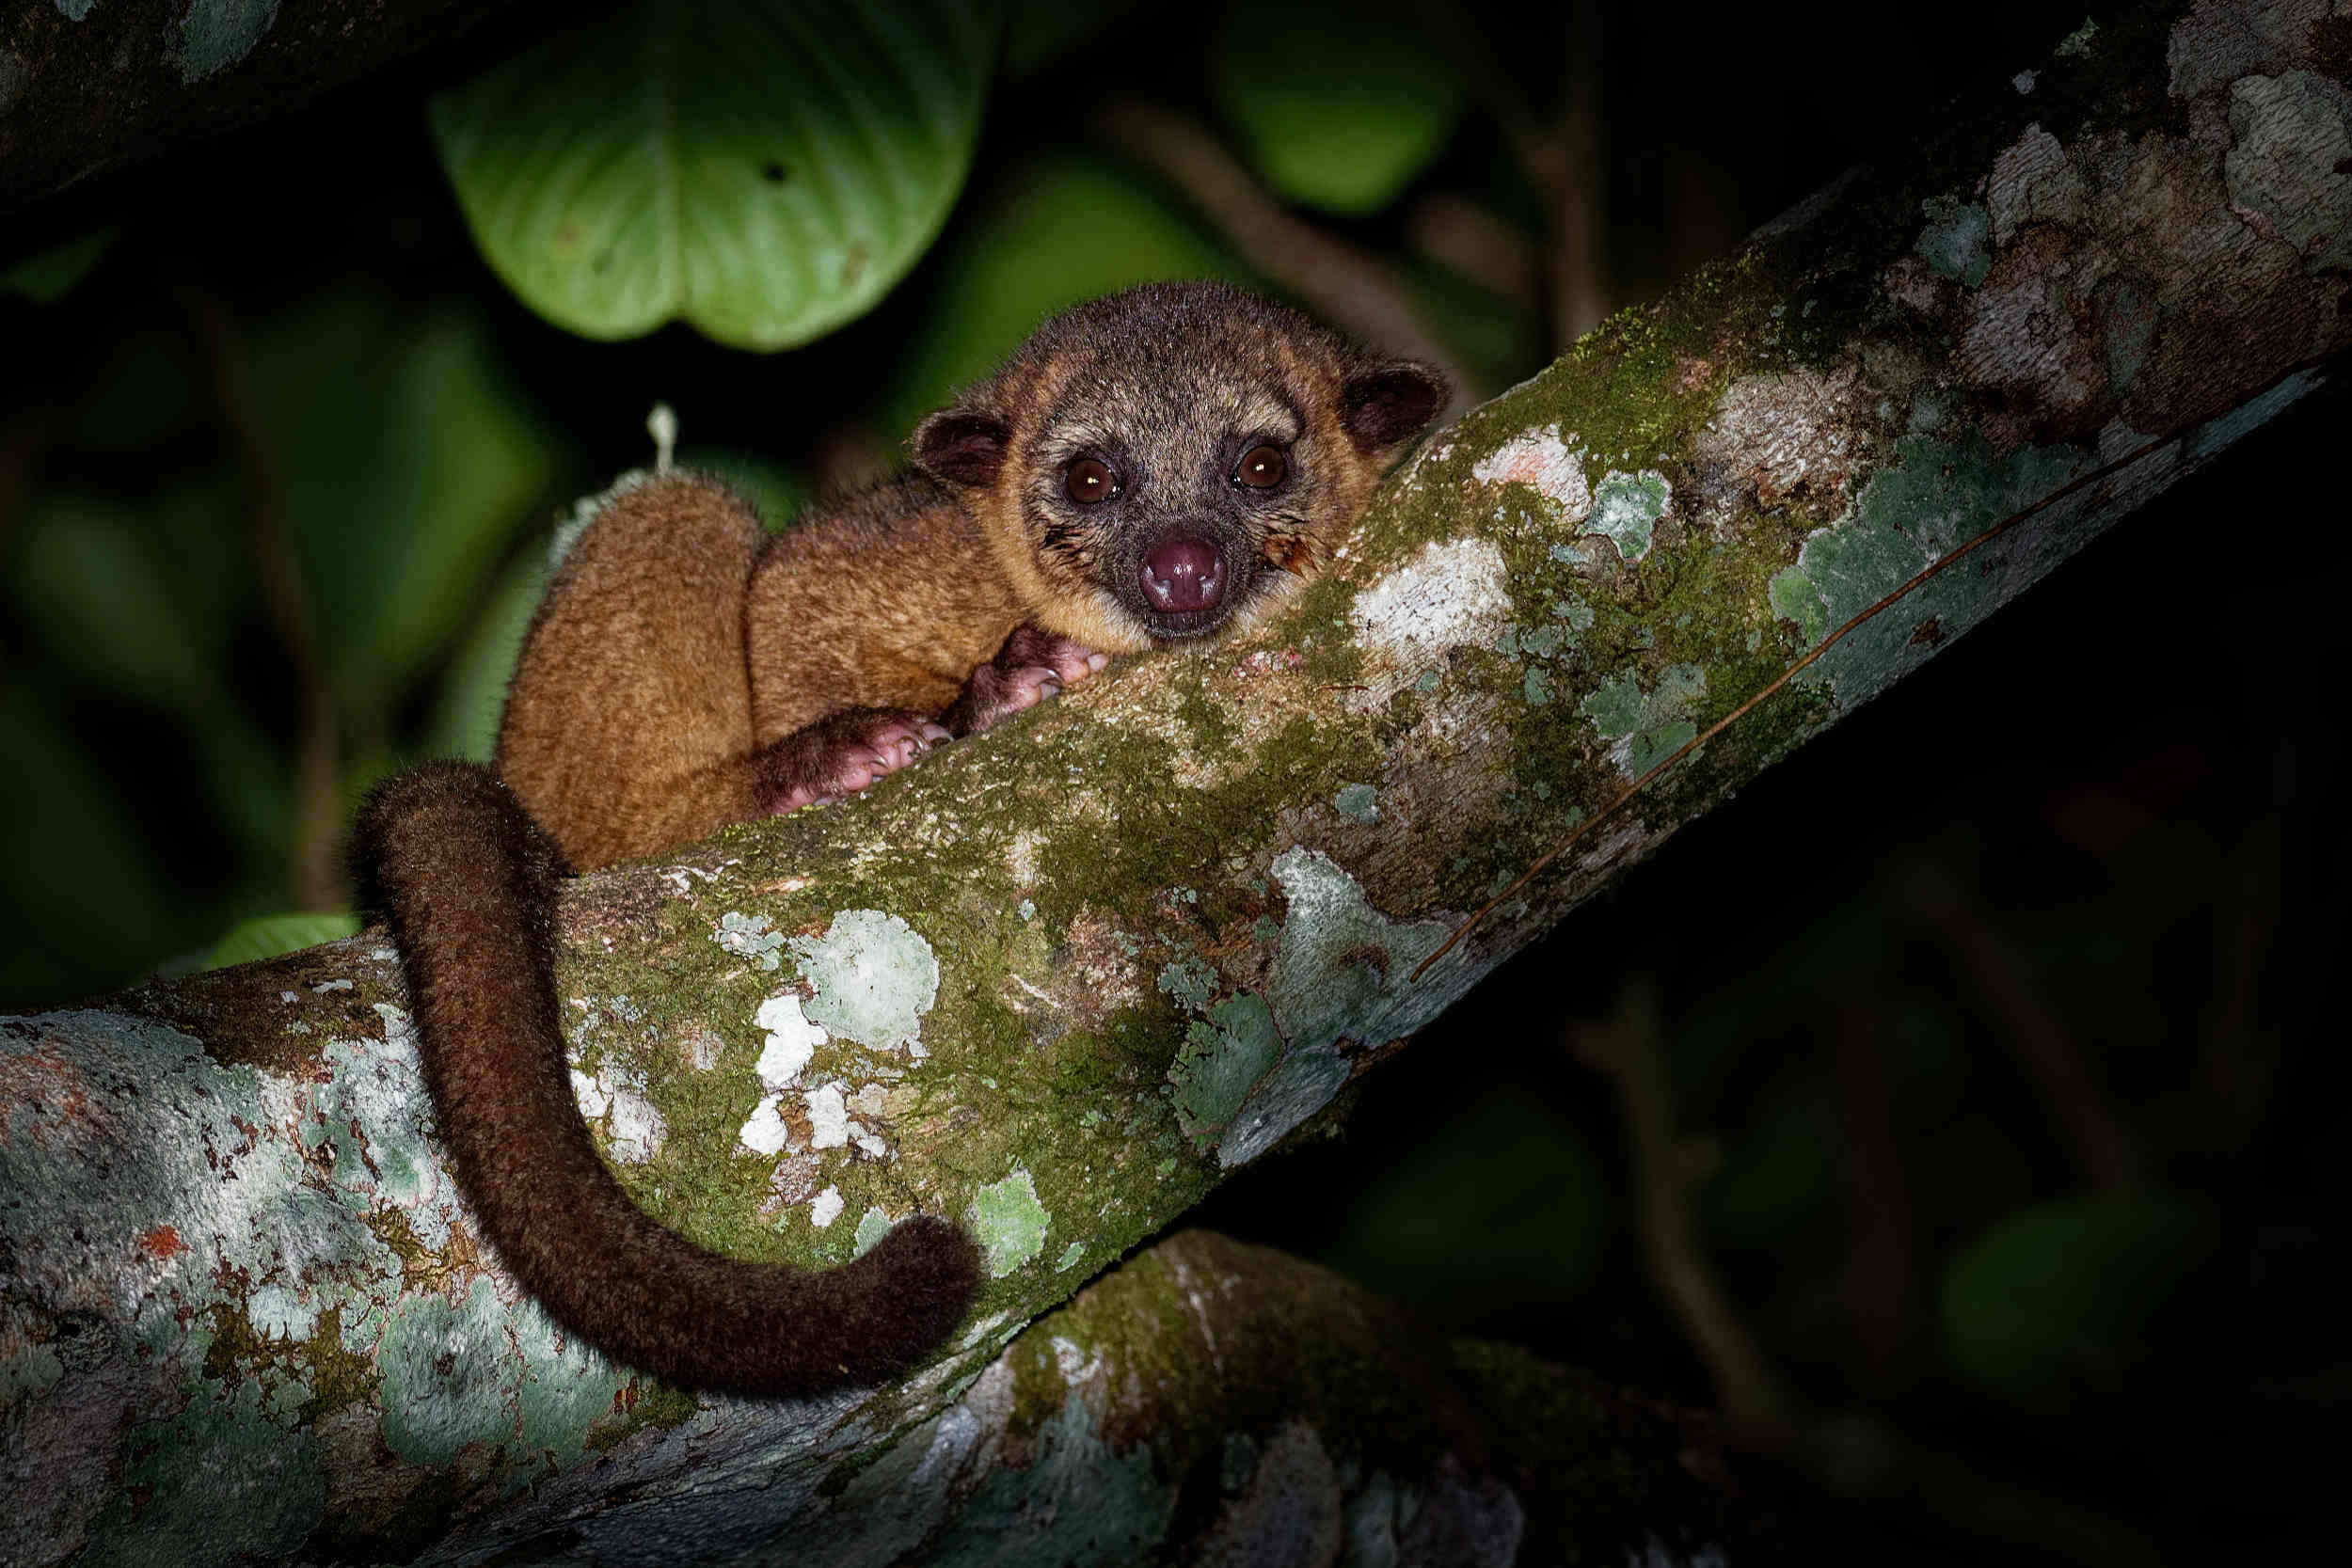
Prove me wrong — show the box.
[354,761,980,1396]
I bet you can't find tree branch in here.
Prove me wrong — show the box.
[0,1,508,218]
[5,3,2345,1561]
[1096,100,1483,406]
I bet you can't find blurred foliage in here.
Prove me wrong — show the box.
[0,218,123,304]
[1942,1195,2217,1402]
[1,1,2341,1561]
[1210,0,1465,215]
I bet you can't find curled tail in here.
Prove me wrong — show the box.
[355,761,980,1397]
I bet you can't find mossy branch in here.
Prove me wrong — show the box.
[5,3,2345,1561]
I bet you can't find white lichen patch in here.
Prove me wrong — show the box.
[790,910,939,1055]
[1007,830,1044,887]
[805,1083,850,1150]
[316,1015,459,1245]
[658,857,739,896]
[1266,848,1457,1059]
[737,1095,792,1158]
[247,1282,319,1343]
[753,993,824,1087]
[956,1310,1011,1351]
[1693,363,1865,515]
[809,1186,844,1228]
[569,1069,609,1117]
[1348,537,1515,708]
[568,1065,665,1164]
[2224,70,2352,274]
[603,1077,665,1164]
[1470,427,1594,518]
[1987,123,2085,245]
[1206,850,1462,1170]
[1049,1334,1104,1387]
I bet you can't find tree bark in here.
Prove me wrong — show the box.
[5,2,2346,1562]
[0,0,510,216]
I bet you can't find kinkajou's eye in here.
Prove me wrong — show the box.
[1063,457,1119,504]
[1232,444,1287,489]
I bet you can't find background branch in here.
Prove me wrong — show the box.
[0,0,510,217]
[1096,101,1482,405]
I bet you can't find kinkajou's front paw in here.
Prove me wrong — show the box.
[944,626,1106,736]
[755,709,951,814]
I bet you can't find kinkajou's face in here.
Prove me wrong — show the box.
[1015,358,1353,647]
[914,283,1447,655]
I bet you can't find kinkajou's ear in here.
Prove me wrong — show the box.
[912,407,1012,486]
[1339,360,1449,458]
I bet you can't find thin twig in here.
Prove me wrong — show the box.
[1095,101,1480,408]
[1830,1001,1921,1379]
[1572,976,1788,1436]
[1906,865,2142,1192]
[172,274,343,912]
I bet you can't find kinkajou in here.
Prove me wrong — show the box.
[357,282,1446,1395]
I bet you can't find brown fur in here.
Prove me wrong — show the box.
[356,282,1444,1398]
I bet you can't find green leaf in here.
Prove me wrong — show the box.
[204,912,363,971]
[424,546,548,763]
[1211,0,1464,215]
[430,0,998,350]
[1941,1195,2215,1401]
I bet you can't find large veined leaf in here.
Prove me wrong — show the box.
[1210,0,1463,216]
[431,0,998,350]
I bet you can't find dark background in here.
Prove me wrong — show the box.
[3,3,2343,1561]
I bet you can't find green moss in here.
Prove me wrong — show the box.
[583,1378,700,1452]
[1172,676,1239,760]
[296,1304,379,1422]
